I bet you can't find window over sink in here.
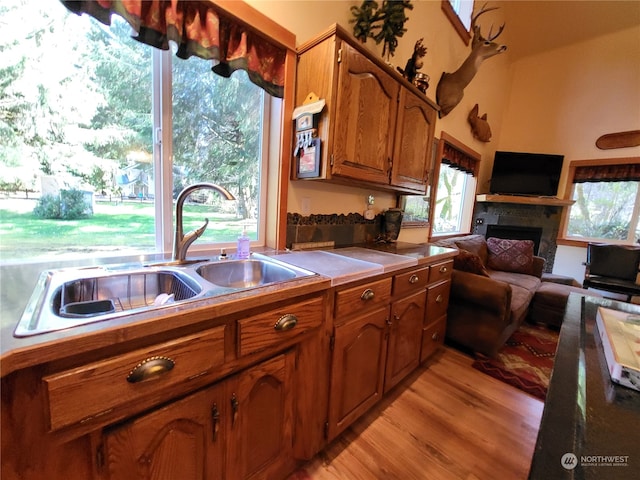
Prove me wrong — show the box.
[0,0,272,264]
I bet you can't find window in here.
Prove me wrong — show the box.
[564,159,640,244]
[441,0,474,45]
[430,133,479,238]
[0,1,269,264]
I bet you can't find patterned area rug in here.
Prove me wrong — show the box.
[472,323,559,400]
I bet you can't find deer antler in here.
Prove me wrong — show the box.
[471,3,505,41]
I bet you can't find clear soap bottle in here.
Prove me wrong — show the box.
[236,227,250,259]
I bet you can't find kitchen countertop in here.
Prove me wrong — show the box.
[0,242,457,376]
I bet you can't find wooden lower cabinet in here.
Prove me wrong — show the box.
[104,352,295,480]
[384,289,427,393]
[327,305,389,441]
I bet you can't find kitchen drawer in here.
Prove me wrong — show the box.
[426,280,451,321]
[393,267,430,297]
[237,296,324,357]
[428,260,453,284]
[421,316,446,362]
[334,277,392,319]
[44,326,226,431]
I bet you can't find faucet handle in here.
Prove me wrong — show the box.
[193,218,209,239]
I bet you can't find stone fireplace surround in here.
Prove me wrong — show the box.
[472,197,569,273]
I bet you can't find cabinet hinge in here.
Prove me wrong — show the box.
[329,334,335,351]
[337,47,342,63]
[324,421,330,439]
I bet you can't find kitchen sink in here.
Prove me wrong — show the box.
[195,259,299,288]
[14,254,317,337]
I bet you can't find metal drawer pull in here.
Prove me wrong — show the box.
[127,356,175,383]
[409,274,419,284]
[274,313,298,331]
[361,289,375,301]
[436,294,444,303]
[231,393,239,427]
[211,403,220,441]
[439,266,448,273]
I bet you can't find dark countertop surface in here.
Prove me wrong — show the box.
[528,294,640,479]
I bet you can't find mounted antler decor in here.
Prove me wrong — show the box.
[436,3,506,117]
[468,104,492,142]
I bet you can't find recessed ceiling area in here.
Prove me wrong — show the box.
[500,1,640,60]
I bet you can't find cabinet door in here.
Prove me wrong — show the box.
[331,41,399,185]
[327,305,389,440]
[104,382,225,480]
[385,289,427,392]
[227,352,295,480]
[390,87,437,193]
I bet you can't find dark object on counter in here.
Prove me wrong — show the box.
[382,208,403,242]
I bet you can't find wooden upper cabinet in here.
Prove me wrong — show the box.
[390,87,437,193]
[332,42,399,185]
[294,24,439,194]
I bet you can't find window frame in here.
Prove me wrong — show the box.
[441,0,472,46]
[428,132,479,240]
[0,0,295,265]
[558,157,640,248]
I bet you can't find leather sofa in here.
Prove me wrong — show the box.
[432,235,544,357]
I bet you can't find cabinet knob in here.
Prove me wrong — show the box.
[432,331,440,341]
[274,314,298,331]
[409,274,419,284]
[436,294,443,303]
[439,266,448,274]
[126,356,175,383]
[361,289,375,301]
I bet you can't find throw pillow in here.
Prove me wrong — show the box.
[486,238,535,274]
[455,235,489,266]
[453,249,490,277]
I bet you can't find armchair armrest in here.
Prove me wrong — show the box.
[531,256,546,278]
[450,270,512,321]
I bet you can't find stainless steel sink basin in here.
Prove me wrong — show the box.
[14,254,318,337]
[195,259,299,288]
[15,267,203,337]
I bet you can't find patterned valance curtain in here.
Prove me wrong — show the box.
[441,141,479,177]
[61,0,286,97]
[574,163,640,183]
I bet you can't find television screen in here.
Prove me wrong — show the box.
[489,151,564,196]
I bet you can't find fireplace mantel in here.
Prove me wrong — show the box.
[476,194,574,207]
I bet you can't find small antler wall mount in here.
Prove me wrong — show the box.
[436,3,507,118]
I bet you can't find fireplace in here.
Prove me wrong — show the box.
[472,201,565,273]
[486,225,543,255]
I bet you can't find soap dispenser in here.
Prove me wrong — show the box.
[236,227,250,259]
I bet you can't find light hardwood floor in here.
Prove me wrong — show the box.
[291,346,544,480]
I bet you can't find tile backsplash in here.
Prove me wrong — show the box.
[286,212,383,249]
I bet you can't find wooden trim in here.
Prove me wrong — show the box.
[440,131,481,161]
[213,0,296,51]
[276,48,297,250]
[476,194,574,207]
[441,0,471,46]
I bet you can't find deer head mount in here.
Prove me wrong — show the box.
[436,3,507,117]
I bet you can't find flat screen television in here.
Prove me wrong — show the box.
[489,151,564,196]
